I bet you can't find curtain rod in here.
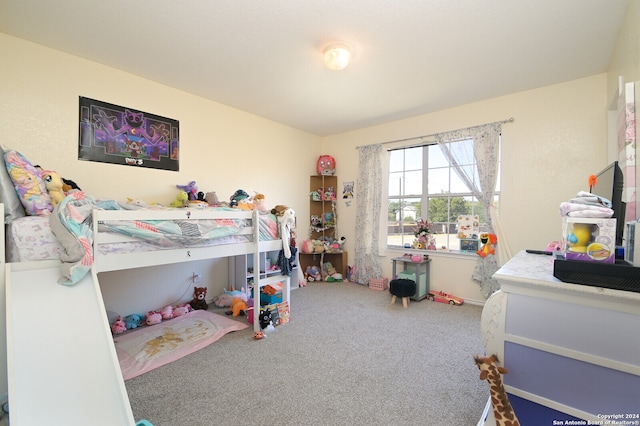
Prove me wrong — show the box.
[355,117,514,149]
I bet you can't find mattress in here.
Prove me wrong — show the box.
[5,210,280,262]
[6,216,62,262]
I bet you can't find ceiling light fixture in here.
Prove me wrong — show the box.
[323,43,351,70]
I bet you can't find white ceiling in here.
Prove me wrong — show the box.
[0,0,630,136]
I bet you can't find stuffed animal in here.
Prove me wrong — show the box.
[252,192,268,212]
[111,316,126,335]
[259,307,273,330]
[214,288,247,307]
[305,265,321,281]
[160,305,174,320]
[317,155,336,175]
[169,191,189,208]
[477,233,498,258]
[145,311,163,326]
[230,189,250,208]
[204,191,221,207]
[41,170,65,207]
[173,303,192,317]
[176,181,198,201]
[270,204,289,216]
[226,297,249,317]
[124,313,145,329]
[190,286,209,310]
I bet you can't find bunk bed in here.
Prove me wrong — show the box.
[4,196,294,425]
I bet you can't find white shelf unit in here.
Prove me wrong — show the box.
[230,247,299,307]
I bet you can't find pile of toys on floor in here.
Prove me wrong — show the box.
[109,286,211,335]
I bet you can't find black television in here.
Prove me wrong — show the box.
[590,161,625,247]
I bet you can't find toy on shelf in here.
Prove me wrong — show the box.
[317,155,336,176]
[190,286,209,310]
[427,290,464,305]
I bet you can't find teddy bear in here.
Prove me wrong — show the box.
[190,286,209,310]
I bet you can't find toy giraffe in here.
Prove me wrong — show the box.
[473,354,520,426]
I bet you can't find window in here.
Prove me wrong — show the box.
[387,137,500,251]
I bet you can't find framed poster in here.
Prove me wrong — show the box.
[78,97,179,171]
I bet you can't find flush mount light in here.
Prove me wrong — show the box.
[323,43,352,70]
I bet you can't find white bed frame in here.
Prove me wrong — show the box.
[5,206,290,425]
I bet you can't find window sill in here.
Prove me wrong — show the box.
[386,247,479,261]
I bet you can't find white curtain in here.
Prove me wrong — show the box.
[351,144,385,285]
[435,123,512,297]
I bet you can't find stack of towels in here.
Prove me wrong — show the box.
[559,191,614,218]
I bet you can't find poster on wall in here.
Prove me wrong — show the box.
[78,97,179,171]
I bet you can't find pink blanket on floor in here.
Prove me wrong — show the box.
[114,310,248,380]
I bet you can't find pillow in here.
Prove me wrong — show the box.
[0,146,26,223]
[4,150,53,216]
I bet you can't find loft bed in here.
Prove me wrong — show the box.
[4,197,294,425]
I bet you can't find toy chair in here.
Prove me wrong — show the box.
[389,278,416,308]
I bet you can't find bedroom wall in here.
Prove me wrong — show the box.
[320,74,609,303]
[0,33,320,314]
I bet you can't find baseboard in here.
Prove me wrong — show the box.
[464,298,486,307]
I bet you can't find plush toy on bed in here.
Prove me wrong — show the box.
[160,305,174,320]
[169,191,189,208]
[190,286,209,310]
[176,181,198,201]
[41,170,66,207]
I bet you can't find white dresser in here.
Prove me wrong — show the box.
[479,250,640,424]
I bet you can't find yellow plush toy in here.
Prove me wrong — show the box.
[41,170,65,207]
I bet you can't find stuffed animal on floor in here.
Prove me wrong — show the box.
[173,303,192,317]
[226,297,248,317]
[124,313,145,329]
[160,305,174,320]
[259,307,273,330]
[190,286,209,310]
[111,316,126,335]
[145,311,162,326]
[214,288,247,307]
